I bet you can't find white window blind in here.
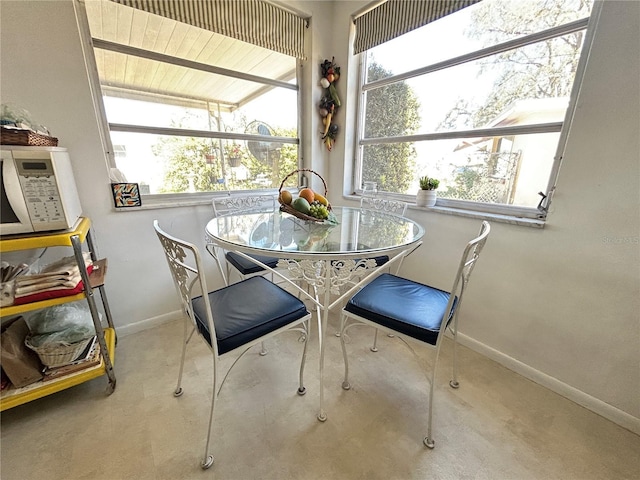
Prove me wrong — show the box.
[353,0,481,54]
[110,0,307,59]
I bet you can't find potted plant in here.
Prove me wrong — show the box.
[227,143,242,167]
[416,175,440,207]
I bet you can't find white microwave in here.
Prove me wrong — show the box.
[0,146,83,236]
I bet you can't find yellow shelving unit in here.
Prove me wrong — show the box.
[1,217,116,411]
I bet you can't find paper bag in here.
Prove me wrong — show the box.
[0,316,43,388]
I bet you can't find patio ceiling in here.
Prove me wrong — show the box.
[84,0,297,112]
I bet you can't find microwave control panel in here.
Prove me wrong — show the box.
[15,158,66,224]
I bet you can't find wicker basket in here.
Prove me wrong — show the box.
[278,169,332,222]
[0,126,58,147]
[25,335,94,368]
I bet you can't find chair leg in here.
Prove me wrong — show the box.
[225,262,231,284]
[174,316,191,397]
[449,315,460,389]
[450,328,459,389]
[424,339,446,450]
[340,316,351,390]
[423,358,438,449]
[259,341,268,356]
[371,329,379,352]
[201,357,218,469]
[335,314,345,337]
[297,321,309,395]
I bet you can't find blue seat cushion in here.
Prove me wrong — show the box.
[225,251,280,275]
[191,276,308,355]
[344,273,458,345]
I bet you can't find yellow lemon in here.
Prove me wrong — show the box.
[279,190,293,205]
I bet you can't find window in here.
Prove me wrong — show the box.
[355,0,595,219]
[80,0,305,200]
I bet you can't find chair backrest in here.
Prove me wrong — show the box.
[153,220,218,354]
[360,197,408,216]
[212,194,276,217]
[209,194,277,283]
[441,220,491,334]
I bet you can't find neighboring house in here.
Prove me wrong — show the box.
[442,98,567,207]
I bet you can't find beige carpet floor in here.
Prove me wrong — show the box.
[2,316,639,479]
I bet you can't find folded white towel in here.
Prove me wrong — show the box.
[13,252,92,297]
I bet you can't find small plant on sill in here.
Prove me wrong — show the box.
[419,176,440,190]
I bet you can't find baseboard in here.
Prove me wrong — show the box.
[116,310,182,337]
[457,333,640,436]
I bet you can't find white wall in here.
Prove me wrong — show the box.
[1,0,637,434]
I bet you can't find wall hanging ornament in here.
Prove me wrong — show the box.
[319,57,341,151]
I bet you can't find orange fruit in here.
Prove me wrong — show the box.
[279,190,293,205]
[299,188,315,204]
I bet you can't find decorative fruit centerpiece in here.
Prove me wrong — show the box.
[278,169,338,224]
[319,57,341,152]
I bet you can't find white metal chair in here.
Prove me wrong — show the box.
[333,197,411,338]
[339,221,490,449]
[209,195,281,284]
[153,220,311,469]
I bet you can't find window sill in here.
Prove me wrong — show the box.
[118,193,545,229]
[413,204,545,228]
[113,196,212,211]
[112,190,282,211]
[344,195,545,228]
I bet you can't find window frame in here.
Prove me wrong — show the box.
[75,1,306,209]
[353,3,600,221]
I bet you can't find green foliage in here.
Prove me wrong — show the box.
[153,136,223,193]
[439,0,592,131]
[362,62,420,194]
[419,176,440,190]
[154,116,298,193]
[443,167,482,199]
[437,0,592,201]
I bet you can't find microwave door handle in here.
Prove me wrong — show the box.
[1,157,32,226]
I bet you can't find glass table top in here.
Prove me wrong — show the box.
[205,205,425,257]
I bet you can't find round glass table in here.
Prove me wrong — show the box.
[205,205,423,257]
[205,205,425,421]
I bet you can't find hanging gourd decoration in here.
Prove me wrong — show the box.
[319,57,341,151]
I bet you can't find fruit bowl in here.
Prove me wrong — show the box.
[278,169,337,223]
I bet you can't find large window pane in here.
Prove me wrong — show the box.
[103,86,298,135]
[366,0,593,82]
[84,0,301,198]
[104,97,211,130]
[363,131,559,208]
[111,131,298,195]
[357,0,594,218]
[365,33,583,138]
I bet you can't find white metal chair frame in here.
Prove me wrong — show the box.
[339,221,491,449]
[337,197,409,341]
[154,220,312,469]
[209,223,425,424]
[209,194,279,284]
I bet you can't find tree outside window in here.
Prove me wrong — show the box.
[357,0,594,216]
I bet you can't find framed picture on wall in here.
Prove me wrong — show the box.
[111,183,142,208]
